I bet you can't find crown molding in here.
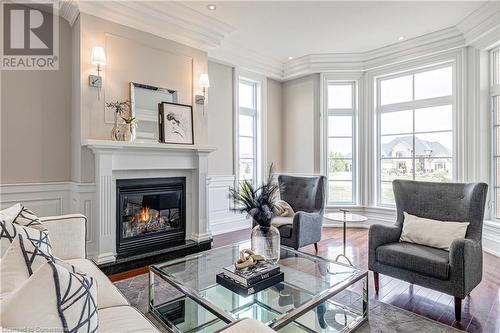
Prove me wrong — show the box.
[60,0,235,51]
[283,27,465,80]
[456,1,500,46]
[59,0,79,26]
[57,1,499,81]
[208,41,284,81]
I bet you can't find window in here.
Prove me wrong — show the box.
[238,78,259,186]
[377,64,454,206]
[491,48,500,219]
[326,81,357,204]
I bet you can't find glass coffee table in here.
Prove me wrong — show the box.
[149,242,368,332]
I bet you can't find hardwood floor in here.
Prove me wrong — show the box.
[110,227,500,333]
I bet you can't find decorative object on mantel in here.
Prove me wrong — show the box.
[89,46,106,100]
[105,100,130,141]
[229,164,281,263]
[120,116,137,142]
[158,102,194,145]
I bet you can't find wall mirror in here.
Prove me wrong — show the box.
[130,82,178,142]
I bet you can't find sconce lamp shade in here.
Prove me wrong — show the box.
[199,74,210,88]
[91,46,106,66]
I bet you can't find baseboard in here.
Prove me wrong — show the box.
[483,221,500,257]
[190,232,213,242]
[211,216,251,235]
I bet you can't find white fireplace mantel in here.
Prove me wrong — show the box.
[82,139,216,264]
[83,139,217,153]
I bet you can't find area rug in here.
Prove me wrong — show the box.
[114,273,461,332]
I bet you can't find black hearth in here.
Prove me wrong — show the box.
[116,177,186,259]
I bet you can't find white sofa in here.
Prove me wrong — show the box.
[40,214,160,333]
[34,214,274,333]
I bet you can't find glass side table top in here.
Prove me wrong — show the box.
[149,241,368,333]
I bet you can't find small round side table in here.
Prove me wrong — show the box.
[324,210,367,266]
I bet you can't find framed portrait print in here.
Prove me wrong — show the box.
[158,102,194,145]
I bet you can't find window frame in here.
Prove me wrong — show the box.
[236,75,264,188]
[376,62,456,207]
[491,48,500,220]
[324,80,358,206]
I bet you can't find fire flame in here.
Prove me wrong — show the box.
[139,207,150,222]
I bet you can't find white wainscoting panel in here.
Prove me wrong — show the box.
[0,182,70,216]
[483,221,500,257]
[0,182,96,256]
[208,175,250,235]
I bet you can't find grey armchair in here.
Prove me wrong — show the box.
[369,179,488,322]
[273,175,326,251]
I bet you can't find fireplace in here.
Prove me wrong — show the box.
[116,177,186,258]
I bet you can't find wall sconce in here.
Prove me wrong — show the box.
[89,46,106,99]
[195,73,210,105]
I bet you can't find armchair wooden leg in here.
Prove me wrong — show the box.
[454,297,462,322]
[314,243,318,253]
[373,272,379,294]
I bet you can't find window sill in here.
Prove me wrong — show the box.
[325,205,395,211]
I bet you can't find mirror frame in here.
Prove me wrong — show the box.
[130,82,178,142]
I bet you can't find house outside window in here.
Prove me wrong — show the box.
[377,64,455,206]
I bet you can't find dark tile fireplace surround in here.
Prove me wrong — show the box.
[99,177,212,275]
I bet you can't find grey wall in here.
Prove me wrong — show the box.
[267,79,284,173]
[1,18,72,183]
[208,61,234,175]
[282,74,321,174]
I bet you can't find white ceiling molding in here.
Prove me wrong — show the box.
[209,41,284,81]
[59,0,79,26]
[456,1,500,45]
[283,27,465,80]
[61,0,235,51]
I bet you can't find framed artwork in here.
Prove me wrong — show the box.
[158,102,194,145]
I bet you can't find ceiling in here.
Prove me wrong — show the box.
[183,1,486,62]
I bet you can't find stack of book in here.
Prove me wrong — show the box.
[216,261,284,296]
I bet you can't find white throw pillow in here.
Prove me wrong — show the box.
[0,261,99,332]
[1,204,50,258]
[1,236,40,298]
[0,233,70,297]
[0,218,52,258]
[274,200,295,217]
[0,203,46,231]
[400,212,469,251]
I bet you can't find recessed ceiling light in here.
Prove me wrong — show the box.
[398,36,406,41]
[288,56,293,60]
[207,4,216,11]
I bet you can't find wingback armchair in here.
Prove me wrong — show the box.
[271,175,326,251]
[369,179,488,322]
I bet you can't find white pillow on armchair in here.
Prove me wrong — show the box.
[399,212,469,251]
